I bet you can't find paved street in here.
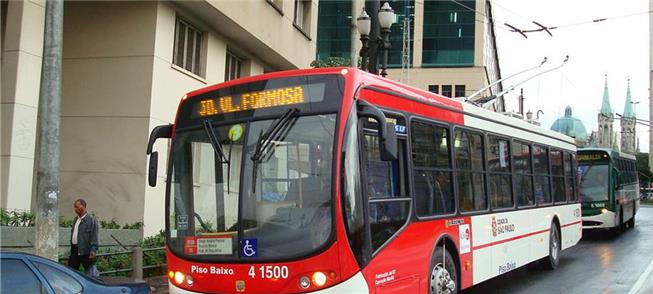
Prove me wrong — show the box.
[463,205,653,294]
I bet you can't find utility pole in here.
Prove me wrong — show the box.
[35,0,63,261]
[519,88,525,117]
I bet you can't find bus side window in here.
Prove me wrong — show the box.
[411,121,454,216]
[513,141,534,207]
[563,152,575,202]
[533,145,551,205]
[456,130,487,211]
[488,136,513,209]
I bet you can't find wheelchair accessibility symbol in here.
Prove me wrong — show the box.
[242,239,257,257]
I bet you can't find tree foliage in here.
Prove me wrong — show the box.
[636,152,652,187]
[310,57,352,68]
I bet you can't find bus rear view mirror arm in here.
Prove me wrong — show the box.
[147,124,173,187]
[356,100,397,161]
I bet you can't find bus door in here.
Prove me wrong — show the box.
[359,115,414,292]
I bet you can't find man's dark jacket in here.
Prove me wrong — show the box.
[70,215,99,255]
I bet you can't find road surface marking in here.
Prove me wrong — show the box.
[628,257,653,294]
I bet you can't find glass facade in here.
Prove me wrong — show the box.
[316,1,352,61]
[422,0,475,66]
[387,0,414,67]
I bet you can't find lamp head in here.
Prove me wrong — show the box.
[378,2,395,29]
[357,9,371,35]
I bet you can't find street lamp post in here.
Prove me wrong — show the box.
[357,10,370,72]
[357,2,395,76]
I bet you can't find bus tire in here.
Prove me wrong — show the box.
[540,222,560,270]
[619,207,626,231]
[429,247,458,294]
[628,205,635,228]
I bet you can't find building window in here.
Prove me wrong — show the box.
[294,0,311,34]
[428,85,439,94]
[173,18,203,76]
[316,0,352,61]
[225,52,242,81]
[266,0,283,15]
[387,0,414,67]
[441,85,452,98]
[455,85,466,98]
[422,0,475,66]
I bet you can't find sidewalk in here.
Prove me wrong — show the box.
[101,275,168,293]
[146,275,169,293]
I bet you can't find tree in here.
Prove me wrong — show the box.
[636,152,652,187]
[310,57,352,68]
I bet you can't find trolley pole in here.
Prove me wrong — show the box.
[35,0,63,261]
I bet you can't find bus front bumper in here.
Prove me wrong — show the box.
[168,272,369,294]
[582,210,616,229]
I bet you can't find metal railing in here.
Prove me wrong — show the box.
[59,246,166,279]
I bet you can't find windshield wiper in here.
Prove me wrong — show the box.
[251,108,300,192]
[202,118,231,191]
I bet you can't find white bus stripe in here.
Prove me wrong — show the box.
[628,257,653,294]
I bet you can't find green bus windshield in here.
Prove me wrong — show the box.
[578,164,609,202]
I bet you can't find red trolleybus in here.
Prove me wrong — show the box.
[147,68,582,294]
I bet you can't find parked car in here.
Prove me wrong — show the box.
[641,188,653,200]
[0,251,150,293]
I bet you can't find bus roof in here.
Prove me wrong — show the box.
[578,147,636,160]
[182,67,576,147]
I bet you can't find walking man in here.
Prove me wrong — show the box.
[69,198,99,276]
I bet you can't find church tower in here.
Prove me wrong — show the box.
[620,78,637,154]
[596,74,614,148]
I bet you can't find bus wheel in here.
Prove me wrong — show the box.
[628,206,636,228]
[429,247,458,294]
[540,223,560,270]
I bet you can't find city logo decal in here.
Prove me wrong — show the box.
[491,216,498,237]
[235,280,246,292]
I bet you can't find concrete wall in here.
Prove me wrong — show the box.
[1,226,143,255]
[60,1,158,231]
[1,0,44,211]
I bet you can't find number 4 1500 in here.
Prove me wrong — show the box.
[249,265,289,279]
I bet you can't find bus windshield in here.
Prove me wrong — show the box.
[578,164,609,202]
[168,114,336,261]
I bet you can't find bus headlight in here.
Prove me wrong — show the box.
[174,271,186,285]
[601,208,608,214]
[312,272,327,287]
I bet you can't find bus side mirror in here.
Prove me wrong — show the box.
[149,151,158,187]
[356,100,397,161]
[147,124,173,187]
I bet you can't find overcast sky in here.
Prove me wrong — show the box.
[491,0,650,153]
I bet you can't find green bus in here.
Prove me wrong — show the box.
[578,148,639,232]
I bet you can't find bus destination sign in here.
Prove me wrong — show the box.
[578,152,608,162]
[196,86,305,117]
